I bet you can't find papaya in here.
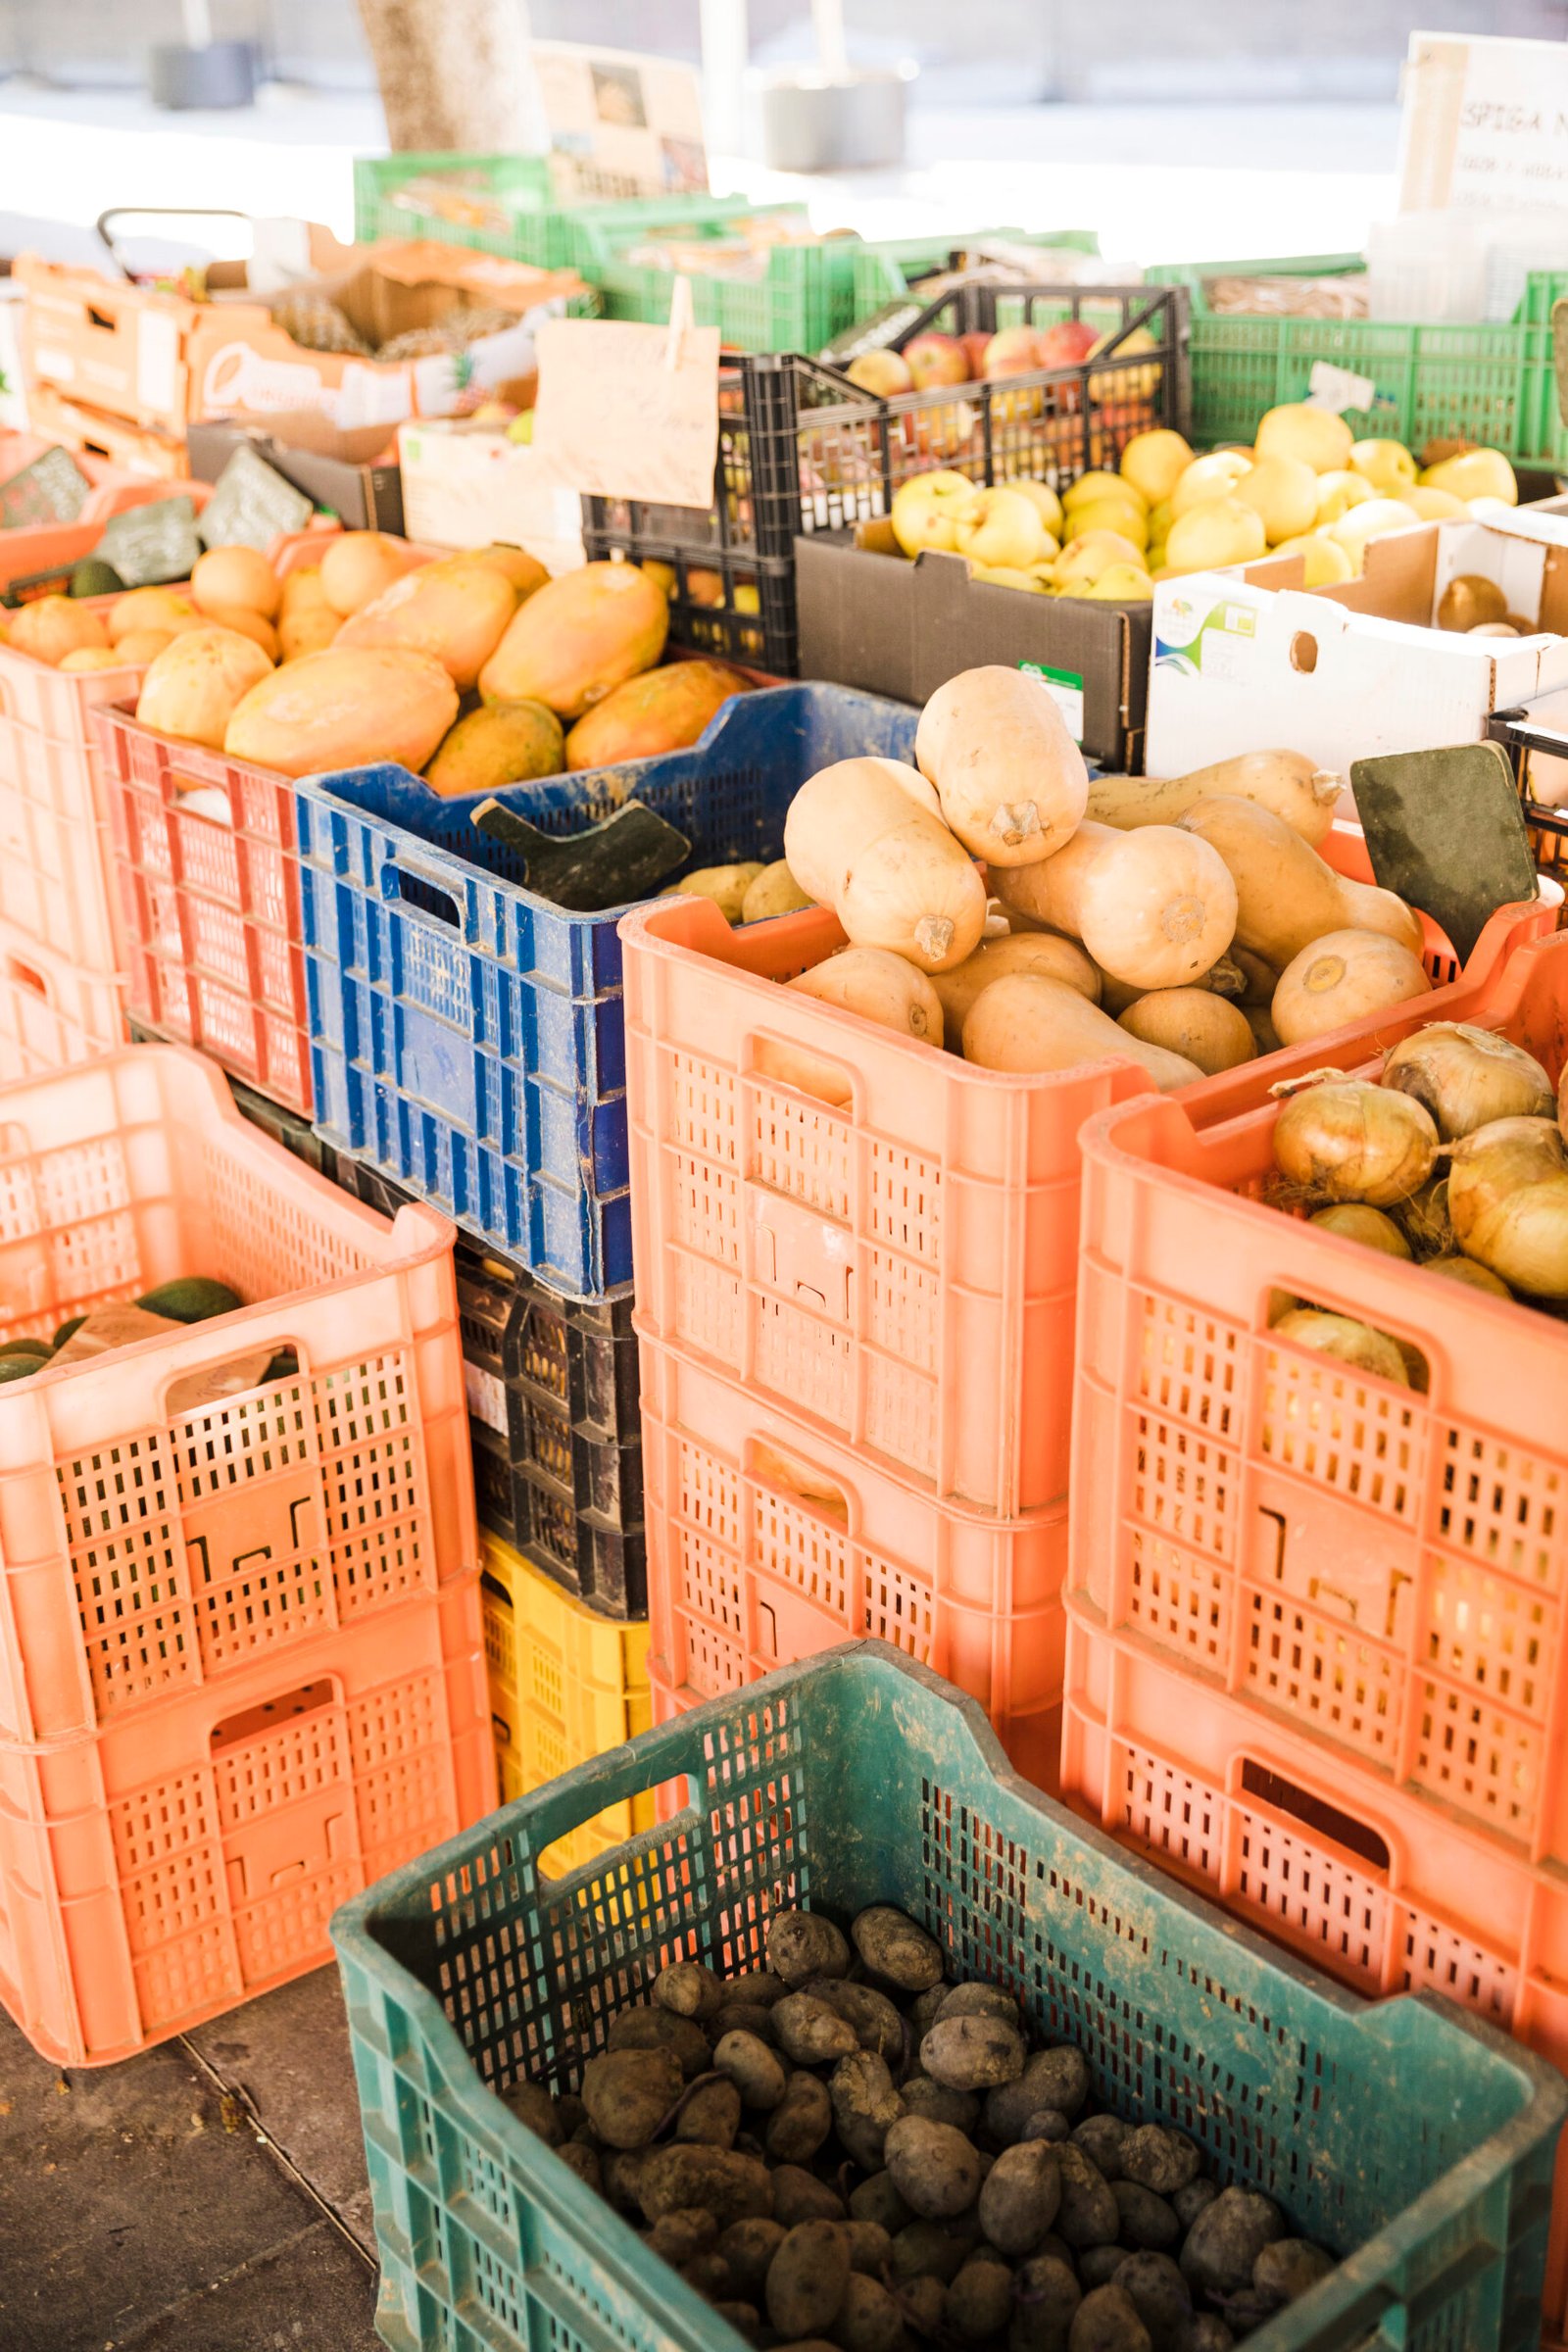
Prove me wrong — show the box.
[334,554,516,691]
[478,561,668,719]
[424,701,565,796]
[192,544,281,620]
[9,596,109,666]
[224,647,459,778]
[137,628,274,751]
[564,660,748,771]
[278,565,331,620]
[108,586,198,644]
[458,544,550,601]
[278,608,342,662]
[135,1277,244,1322]
[318,531,416,616]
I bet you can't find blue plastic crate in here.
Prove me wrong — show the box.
[294,683,917,1298]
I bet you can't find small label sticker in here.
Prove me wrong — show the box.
[1221,606,1257,637]
[1019,660,1085,743]
[1305,360,1379,414]
[465,1361,509,1436]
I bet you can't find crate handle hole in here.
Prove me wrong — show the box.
[1239,1758,1390,1874]
[751,1437,850,1524]
[4,956,48,1002]
[212,1675,337,1754]
[86,305,117,333]
[172,770,233,825]
[1290,631,1319,675]
[384,862,462,929]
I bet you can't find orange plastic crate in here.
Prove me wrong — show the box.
[0,432,215,596]
[619,837,1550,1520]
[638,1330,1066,1789]
[0,915,125,1079]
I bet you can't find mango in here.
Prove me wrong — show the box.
[478,561,669,719]
[137,628,273,751]
[10,596,109,666]
[108,587,197,644]
[224,648,459,778]
[424,700,566,797]
[564,661,747,771]
[319,532,416,616]
[335,554,516,691]
[278,609,342,662]
[458,544,551,601]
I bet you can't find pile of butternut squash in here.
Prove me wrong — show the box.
[763,665,1431,1089]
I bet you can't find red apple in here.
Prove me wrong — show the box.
[903,332,969,390]
[981,326,1044,378]
[959,330,994,378]
[1037,318,1099,369]
[847,349,914,396]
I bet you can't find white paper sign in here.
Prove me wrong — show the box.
[530,313,720,508]
[1305,360,1380,415]
[1400,32,1568,216]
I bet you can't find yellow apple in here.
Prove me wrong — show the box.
[1077,564,1154,602]
[1398,485,1468,519]
[954,488,1047,569]
[1326,496,1422,571]
[1314,469,1374,525]
[1003,476,1065,536]
[506,412,535,444]
[1053,529,1149,588]
[1233,455,1319,545]
[1164,497,1267,571]
[891,469,979,557]
[1270,532,1355,586]
[1146,499,1173,542]
[1254,402,1353,473]
[1420,447,1517,506]
[847,349,914,396]
[1064,467,1147,515]
[1170,449,1253,518]
[1069,497,1150,549]
[1119,428,1193,507]
[1349,437,1418,492]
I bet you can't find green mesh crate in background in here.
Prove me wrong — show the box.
[570,202,838,352]
[332,1642,1564,2352]
[1148,252,1568,465]
[353,153,564,268]
[850,227,1102,319]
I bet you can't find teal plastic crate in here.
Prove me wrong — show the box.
[1148,252,1568,464]
[331,1642,1565,2352]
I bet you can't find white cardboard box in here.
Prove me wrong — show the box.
[397,421,583,572]
[1148,515,1568,784]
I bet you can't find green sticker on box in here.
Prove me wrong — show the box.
[1019,659,1085,744]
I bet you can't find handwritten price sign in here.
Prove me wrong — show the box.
[530,312,721,511]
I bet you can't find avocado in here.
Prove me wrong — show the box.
[70,558,124,600]
[134,1277,244,1324]
[0,1338,54,1361]
[0,1353,42,1382]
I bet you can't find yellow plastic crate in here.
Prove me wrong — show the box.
[480,1531,653,1876]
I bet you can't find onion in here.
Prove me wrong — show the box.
[1447,1116,1568,1297]
[1272,928,1430,1049]
[1273,1076,1439,1206]
[1391,1175,1452,1257]
[1382,1022,1554,1141]
[1425,1253,1512,1298]
[1308,1203,1412,1258]
[1269,1306,1410,1387]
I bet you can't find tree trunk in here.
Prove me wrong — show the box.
[356,0,538,152]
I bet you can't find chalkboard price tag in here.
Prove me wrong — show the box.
[199,444,316,553]
[0,445,93,527]
[95,496,204,587]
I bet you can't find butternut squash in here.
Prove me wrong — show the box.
[913,663,1089,866]
[783,757,987,973]
[1087,751,1342,845]
[763,948,944,1105]
[1175,795,1423,967]
[1271,928,1431,1046]
[994,819,1237,990]
[1117,988,1255,1074]
[930,932,1101,1037]
[961,974,1202,1089]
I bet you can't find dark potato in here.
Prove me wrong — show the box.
[884,2113,984,2221]
[1069,2282,1153,2352]
[581,2048,682,2149]
[767,1909,851,1986]
[766,2219,851,2339]
[852,1904,945,1991]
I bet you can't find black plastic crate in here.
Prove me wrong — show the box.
[1486,704,1568,886]
[326,1149,647,1619]
[575,535,798,674]
[582,282,1189,566]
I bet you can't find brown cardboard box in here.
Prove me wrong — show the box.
[1242,510,1568,633]
[796,520,1152,771]
[17,236,582,438]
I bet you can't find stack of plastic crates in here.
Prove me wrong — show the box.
[329,1641,1566,2352]
[0,1045,494,2066]
[1057,922,1568,2336]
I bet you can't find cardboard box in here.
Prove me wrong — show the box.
[16,237,583,439]
[1147,513,1568,781]
[24,382,187,478]
[187,419,403,535]
[398,420,582,570]
[796,521,1152,772]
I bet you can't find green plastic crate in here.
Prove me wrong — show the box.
[1148,252,1568,465]
[849,227,1102,318]
[331,1642,1564,2352]
[353,153,565,268]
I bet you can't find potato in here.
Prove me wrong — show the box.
[765,2072,834,2163]
[766,2219,851,2338]
[682,2250,734,2298]
[805,1977,905,2061]
[717,2218,787,2297]
[715,2029,788,2110]
[888,2218,978,2285]
[1054,2144,1120,2247]
[1023,2109,1072,2144]
[884,2114,983,2221]
[979,2140,1062,2255]
[831,2049,905,2171]
[938,1981,1021,2029]
[607,2003,712,2079]
[581,2048,682,2148]
[649,2208,717,2265]
[1114,2252,1193,2350]
[921,2013,1026,2090]
[727,1968,790,2009]
[851,1904,945,1991]
[1114,2181,1180,2252]
[772,2165,848,2226]
[833,2270,904,2352]
[767,1909,852,1986]
[989,2046,1091,2140]
[499,2080,563,2142]
[1171,2179,1218,2231]
[947,2254,1015,2341]
[844,2220,892,2277]
[773,1994,859,2067]
[601,2148,648,2214]
[1070,2282,1153,2352]
[910,1984,951,2038]
[1252,2240,1335,2309]
[849,2170,914,2235]
[656,1960,723,2020]
[713,2302,760,2339]
[1081,2246,1133,2290]
[1073,2116,1128,2179]
[1179,2188,1285,2296]
[1010,2252,1083,2352]
[741,859,812,923]
[556,2141,602,2191]
[902,2076,981,2133]
[676,2077,742,2148]
[901,2277,949,2337]
[666,862,768,923]
[1173,2322,1234,2352]
[638,2143,774,2227]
